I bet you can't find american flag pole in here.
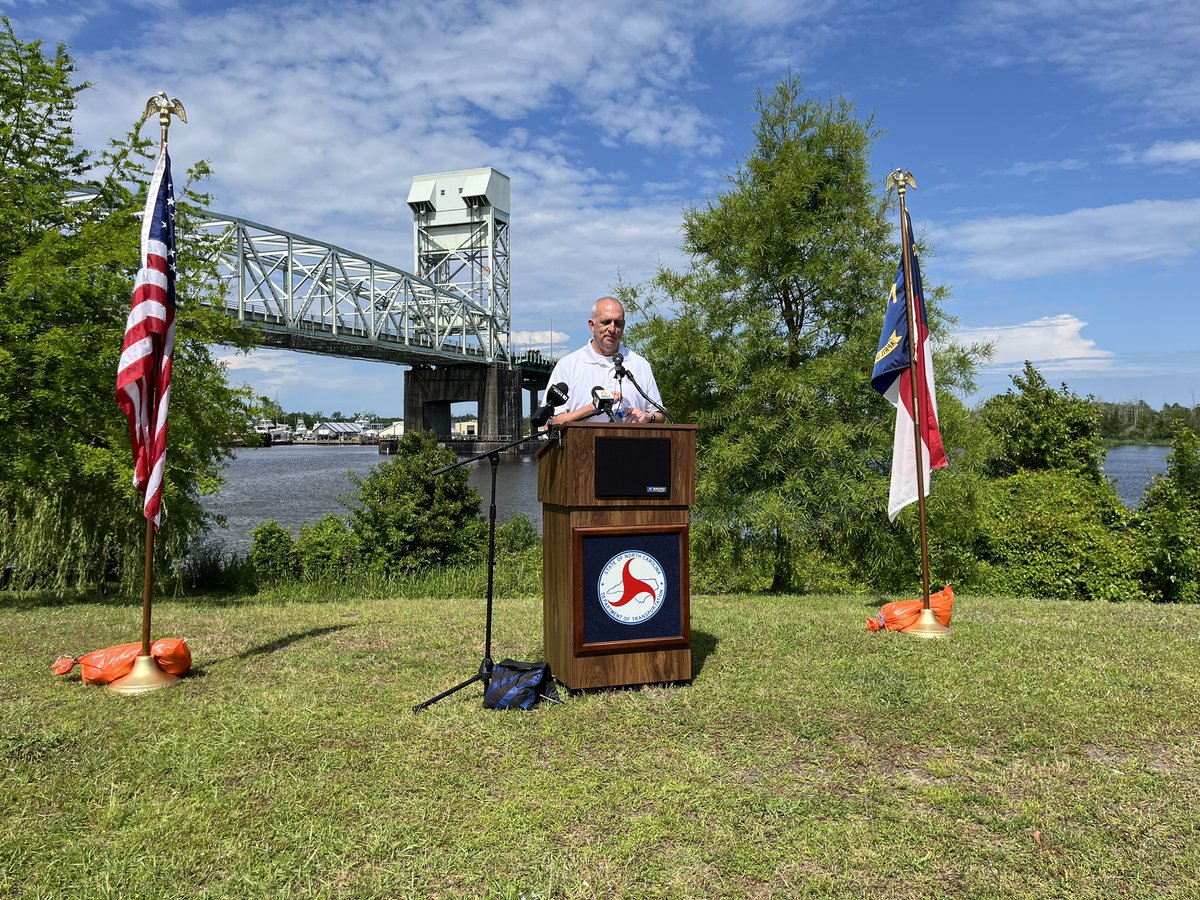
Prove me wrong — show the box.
[110,93,187,693]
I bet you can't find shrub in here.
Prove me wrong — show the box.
[495,513,539,556]
[687,518,778,594]
[249,520,299,585]
[294,514,358,581]
[974,470,1143,601]
[979,361,1106,483]
[180,540,254,592]
[1140,510,1200,603]
[1135,424,1200,603]
[347,430,485,575]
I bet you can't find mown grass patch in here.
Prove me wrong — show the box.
[3,592,1199,897]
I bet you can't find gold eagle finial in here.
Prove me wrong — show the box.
[142,91,187,131]
[886,169,916,195]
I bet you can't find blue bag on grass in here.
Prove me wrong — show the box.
[484,659,560,710]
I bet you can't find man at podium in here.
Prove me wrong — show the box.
[547,296,664,427]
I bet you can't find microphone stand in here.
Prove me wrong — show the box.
[412,425,554,712]
[616,365,673,423]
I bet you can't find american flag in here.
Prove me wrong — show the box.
[116,150,177,529]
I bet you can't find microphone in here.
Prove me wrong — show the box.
[531,382,569,428]
[612,352,627,379]
[546,381,568,408]
[591,385,615,420]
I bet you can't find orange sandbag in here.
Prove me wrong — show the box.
[52,638,192,684]
[152,637,192,675]
[866,585,954,632]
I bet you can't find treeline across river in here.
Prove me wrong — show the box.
[1096,400,1200,443]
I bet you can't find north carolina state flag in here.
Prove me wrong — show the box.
[871,211,947,521]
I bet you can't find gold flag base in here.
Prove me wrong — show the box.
[108,654,179,694]
[902,606,951,638]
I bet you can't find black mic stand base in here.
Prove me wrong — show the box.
[412,657,493,712]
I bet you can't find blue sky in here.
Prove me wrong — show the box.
[8,0,1200,416]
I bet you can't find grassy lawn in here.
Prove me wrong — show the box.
[3,590,1199,898]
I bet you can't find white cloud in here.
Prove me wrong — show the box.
[934,198,1200,280]
[223,347,413,414]
[1004,158,1086,178]
[1142,140,1200,166]
[14,0,1194,415]
[34,0,716,356]
[0,0,107,42]
[511,330,570,354]
[955,314,1113,372]
[695,0,851,78]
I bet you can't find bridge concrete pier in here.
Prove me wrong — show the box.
[405,364,523,440]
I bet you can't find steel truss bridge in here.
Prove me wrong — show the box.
[192,209,526,370]
[73,179,555,436]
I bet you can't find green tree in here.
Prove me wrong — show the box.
[0,19,251,591]
[980,361,1106,482]
[625,73,983,593]
[968,362,1143,601]
[346,430,485,575]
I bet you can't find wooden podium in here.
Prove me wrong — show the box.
[537,422,696,689]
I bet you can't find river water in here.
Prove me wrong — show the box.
[198,442,1171,556]
[1103,443,1171,508]
[199,444,543,557]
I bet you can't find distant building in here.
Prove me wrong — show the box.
[378,421,405,439]
[313,421,363,442]
[451,420,478,437]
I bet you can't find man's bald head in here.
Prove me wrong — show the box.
[588,296,626,357]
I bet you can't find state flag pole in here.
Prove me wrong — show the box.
[886,170,948,638]
[110,93,188,692]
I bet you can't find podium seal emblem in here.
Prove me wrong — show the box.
[597,551,666,625]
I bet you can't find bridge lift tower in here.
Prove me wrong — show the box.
[404,168,521,438]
